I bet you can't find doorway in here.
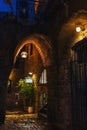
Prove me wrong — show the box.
[71,38,87,129]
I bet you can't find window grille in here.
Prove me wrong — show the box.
[71,40,87,129]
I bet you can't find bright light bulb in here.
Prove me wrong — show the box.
[76,26,81,32]
[21,51,27,58]
[29,72,33,75]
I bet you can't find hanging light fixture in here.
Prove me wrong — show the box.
[29,72,33,75]
[21,51,28,58]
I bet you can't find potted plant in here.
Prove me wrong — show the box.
[18,79,35,113]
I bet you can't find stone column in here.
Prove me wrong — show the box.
[47,59,72,130]
[0,80,7,125]
[0,49,12,125]
[33,74,38,113]
[47,65,59,122]
[0,67,11,125]
[57,55,72,130]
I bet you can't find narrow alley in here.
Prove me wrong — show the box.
[0,112,50,130]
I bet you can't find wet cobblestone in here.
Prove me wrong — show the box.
[0,114,48,130]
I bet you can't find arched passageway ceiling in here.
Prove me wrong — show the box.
[58,10,87,53]
[14,34,53,67]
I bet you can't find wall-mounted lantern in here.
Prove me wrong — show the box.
[75,26,81,32]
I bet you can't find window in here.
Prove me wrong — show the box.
[29,43,33,56]
[39,69,47,84]
[17,0,35,21]
[19,0,28,19]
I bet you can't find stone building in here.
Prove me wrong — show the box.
[0,0,87,130]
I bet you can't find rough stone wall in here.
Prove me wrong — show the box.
[47,56,72,130]
[45,19,72,128]
[58,54,72,130]
[24,44,43,75]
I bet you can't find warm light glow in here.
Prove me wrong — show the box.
[21,51,27,58]
[34,0,39,13]
[25,76,33,83]
[76,26,81,32]
[29,72,33,75]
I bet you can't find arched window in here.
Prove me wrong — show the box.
[39,69,47,84]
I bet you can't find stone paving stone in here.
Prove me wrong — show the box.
[0,115,48,130]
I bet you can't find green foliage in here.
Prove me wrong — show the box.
[7,80,12,93]
[19,84,35,97]
[18,79,25,87]
[18,79,35,106]
[8,80,11,87]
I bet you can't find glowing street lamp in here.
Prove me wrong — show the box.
[21,51,27,58]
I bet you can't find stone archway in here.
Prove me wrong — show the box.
[56,10,87,130]
[58,10,87,55]
[13,33,53,67]
[12,33,54,114]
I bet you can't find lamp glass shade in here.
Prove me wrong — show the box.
[21,51,27,58]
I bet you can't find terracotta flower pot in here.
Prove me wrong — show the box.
[28,106,33,113]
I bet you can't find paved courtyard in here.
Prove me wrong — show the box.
[0,112,49,130]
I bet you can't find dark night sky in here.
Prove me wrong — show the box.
[0,0,16,15]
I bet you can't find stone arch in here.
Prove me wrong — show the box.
[52,10,87,129]
[13,33,53,67]
[12,33,53,113]
[58,10,87,59]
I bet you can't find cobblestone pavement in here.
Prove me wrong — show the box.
[0,113,49,130]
